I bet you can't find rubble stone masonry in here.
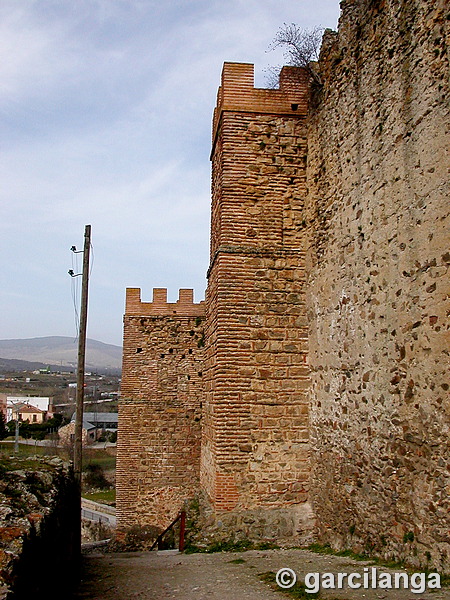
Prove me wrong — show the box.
[306,0,449,572]
[116,288,205,530]
[117,0,448,569]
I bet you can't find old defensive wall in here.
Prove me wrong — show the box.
[117,0,449,572]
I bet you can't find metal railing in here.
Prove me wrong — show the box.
[150,510,186,552]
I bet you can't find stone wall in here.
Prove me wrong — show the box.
[306,0,449,571]
[116,288,205,531]
[0,456,78,599]
[201,63,314,543]
[116,0,448,565]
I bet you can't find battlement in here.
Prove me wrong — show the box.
[212,62,310,143]
[125,288,205,317]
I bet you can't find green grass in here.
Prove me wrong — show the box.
[82,488,116,505]
[0,442,116,470]
[307,543,371,562]
[259,571,319,599]
[0,456,55,473]
[307,544,449,585]
[0,441,55,458]
[184,538,280,554]
[228,558,246,564]
[185,538,254,554]
[82,448,116,471]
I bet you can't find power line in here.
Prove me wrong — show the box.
[70,246,81,337]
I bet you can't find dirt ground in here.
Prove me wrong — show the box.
[76,548,449,600]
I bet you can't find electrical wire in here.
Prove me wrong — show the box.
[71,248,80,339]
[89,241,94,277]
[69,237,93,341]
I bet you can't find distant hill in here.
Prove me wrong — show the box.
[0,337,122,372]
[0,357,69,373]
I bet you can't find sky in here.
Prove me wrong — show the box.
[0,0,340,347]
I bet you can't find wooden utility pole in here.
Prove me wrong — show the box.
[14,406,19,454]
[73,225,91,485]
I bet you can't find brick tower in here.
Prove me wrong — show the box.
[201,63,314,541]
[116,287,205,530]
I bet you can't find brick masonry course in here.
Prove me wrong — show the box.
[201,63,314,543]
[116,0,449,571]
[116,288,205,530]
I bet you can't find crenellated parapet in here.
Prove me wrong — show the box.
[202,60,313,536]
[212,62,310,147]
[125,287,205,317]
[118,287,205,531]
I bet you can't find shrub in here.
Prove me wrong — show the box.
[84,463,110,489]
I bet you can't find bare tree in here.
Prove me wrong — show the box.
[266,24,323,88]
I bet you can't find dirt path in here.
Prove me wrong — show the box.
[77,548,450,600]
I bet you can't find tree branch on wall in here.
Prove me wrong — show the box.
[266,24,323,88]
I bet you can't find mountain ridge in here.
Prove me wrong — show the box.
[0,336,122,371]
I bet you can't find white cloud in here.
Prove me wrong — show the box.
[1,0,340,345]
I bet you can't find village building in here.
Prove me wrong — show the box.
[58,412,118,446]
[3,395,53,423]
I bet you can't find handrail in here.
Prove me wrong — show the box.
[150,510,186,552]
